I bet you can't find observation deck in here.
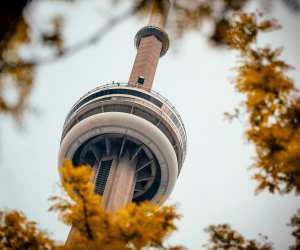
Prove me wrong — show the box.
[62,82,187,171]
[59,82,187,205]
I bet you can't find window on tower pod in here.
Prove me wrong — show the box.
[137,76,145,85]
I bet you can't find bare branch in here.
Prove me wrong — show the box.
[0,7,136,73]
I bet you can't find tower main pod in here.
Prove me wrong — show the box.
[58,0,186,213]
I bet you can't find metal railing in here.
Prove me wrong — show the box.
[64,82,187,156]
[67,82,185,129]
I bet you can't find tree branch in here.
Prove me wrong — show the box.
[0,6,138,73]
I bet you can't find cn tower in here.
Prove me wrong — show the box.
[58,0,186,215]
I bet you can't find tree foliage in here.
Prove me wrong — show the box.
[289,209,300,250]
[0,16,34,119]
[204,224,273,250]
[204,12,300,250]
[204,209,300,250]
[0,210,55,250]
[224,12,300,194]
[0,160,182,250]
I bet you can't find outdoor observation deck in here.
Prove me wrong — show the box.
[62,82,187,172]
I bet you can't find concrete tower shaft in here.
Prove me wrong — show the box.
[128,0,172,90]
[60,1,186,244]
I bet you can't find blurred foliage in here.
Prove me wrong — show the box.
[224,12,300,195]
[0,210,55,250]
[204,224,273,250]
[170,0,249,44]
[204,209,300,250]
[289,209,300,250]
[51,160,182,250]
[0,160,182,250]
[0,16,34,120]
[204,10,300,250]
[41,16,65,55]
[282,0,300,12]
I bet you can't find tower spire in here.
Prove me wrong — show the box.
[128,0,171,90]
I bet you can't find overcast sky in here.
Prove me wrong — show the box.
[0,0,300,249]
